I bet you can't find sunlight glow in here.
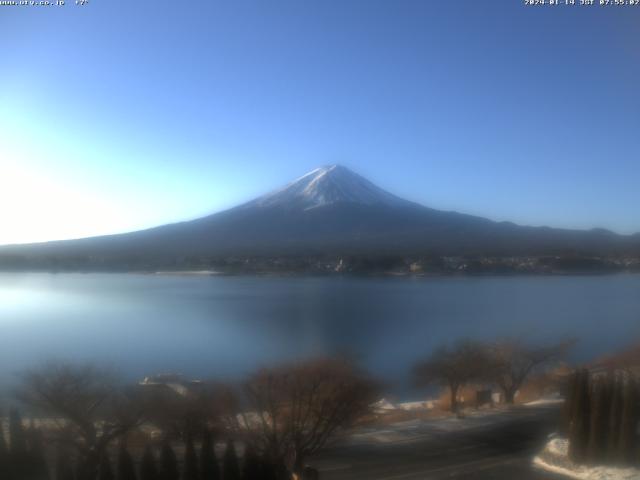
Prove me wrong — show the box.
[0,140,133,245]
[0,164,124,245]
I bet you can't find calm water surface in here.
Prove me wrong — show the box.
[1,273,639,396]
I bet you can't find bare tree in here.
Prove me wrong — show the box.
[143,380,234,441]
[237,357,378,473]
[18,363,145,480]
[414,340,492,413]
[487,338,573,404]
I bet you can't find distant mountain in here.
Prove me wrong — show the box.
[1,165,639,269]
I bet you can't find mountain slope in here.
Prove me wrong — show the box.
[1,165,638,267]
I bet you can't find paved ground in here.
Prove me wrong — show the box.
[310,405,566,480]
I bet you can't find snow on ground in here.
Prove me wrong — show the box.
[524,397,564,407]
[533,437,640,480]
[347,406,547,446]
[372,398,398,412]
[372,398,436,413]
[154,270,222,275]
[398,400,436,411]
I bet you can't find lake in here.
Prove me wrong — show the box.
[1,273,639,398]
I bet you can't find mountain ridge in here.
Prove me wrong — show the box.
[1,165,639,270]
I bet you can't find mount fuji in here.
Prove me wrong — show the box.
[1,165,638,268]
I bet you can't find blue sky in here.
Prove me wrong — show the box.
[1,0,639,244]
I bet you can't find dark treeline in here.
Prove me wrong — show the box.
[0,417,273,480]
[0,408,49,480]
[565,369,640,466]
[0,357,376,480]
[0,252,638,275]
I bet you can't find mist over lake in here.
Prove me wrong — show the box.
[2,273,639,398]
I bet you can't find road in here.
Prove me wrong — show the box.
[310,405,566,480]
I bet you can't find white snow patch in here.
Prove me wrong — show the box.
[533,437,640,480]
[372,398,436,413]
[524,398,564,407]
[398,400,435,411]
[373,398,398,412]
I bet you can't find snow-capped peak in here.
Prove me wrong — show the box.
[246,165,409,210]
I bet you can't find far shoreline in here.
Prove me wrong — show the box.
[1,268,640,278]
